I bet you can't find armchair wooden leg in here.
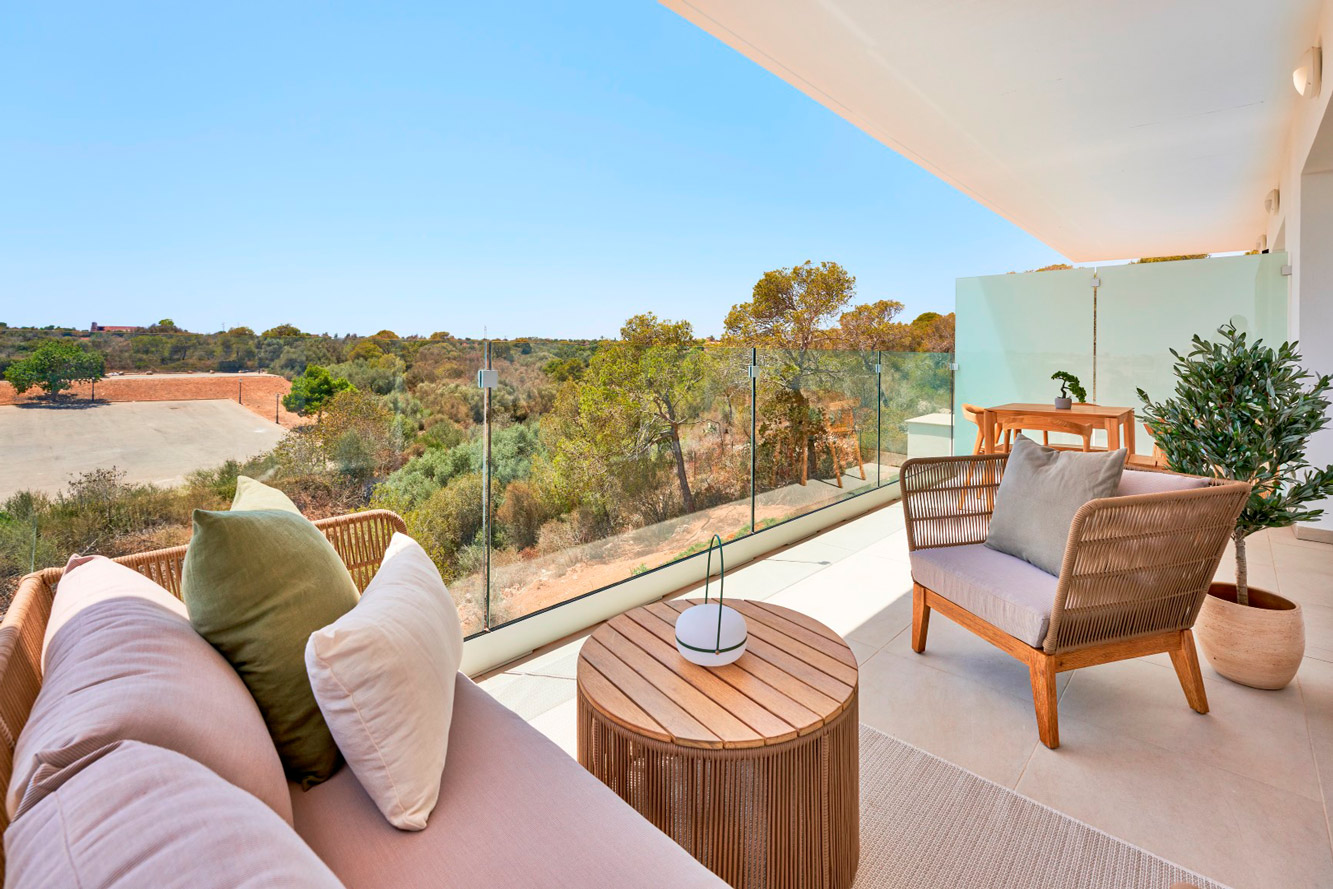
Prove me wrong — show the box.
[1169,629,1210,714]
[911,584,930,653]
[1029,655,1060,749]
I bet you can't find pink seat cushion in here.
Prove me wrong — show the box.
[291,675,726,889]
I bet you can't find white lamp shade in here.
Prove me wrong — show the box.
[1294,47,1322,98]
[675,603,748,667]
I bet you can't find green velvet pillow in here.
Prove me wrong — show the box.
[182,506,358,788]
[232,475,301,513]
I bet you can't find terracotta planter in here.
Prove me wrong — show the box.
[1195,583,1304,690]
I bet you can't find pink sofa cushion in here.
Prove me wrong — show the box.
[5,740,344,889]
[291,675,727,889]
[42,554,189,670]
[1117,468,1210,497]
[9,597,292,825]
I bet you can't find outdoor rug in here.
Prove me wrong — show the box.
[854,724,1227,889]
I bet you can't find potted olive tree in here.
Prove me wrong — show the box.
[1138,325,1333,689]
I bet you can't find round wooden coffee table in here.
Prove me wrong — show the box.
[576,599,859,889]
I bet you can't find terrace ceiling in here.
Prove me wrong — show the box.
[661,0,1325,261]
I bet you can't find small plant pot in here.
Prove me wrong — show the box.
[1053,397,1072,410]
[1195,582,1304,690]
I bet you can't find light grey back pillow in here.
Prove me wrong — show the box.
[985,435,1127,576]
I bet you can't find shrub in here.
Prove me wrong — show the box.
[403,473,484,582]
[496,480,550,551]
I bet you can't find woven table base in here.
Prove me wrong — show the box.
[578,690,859,889]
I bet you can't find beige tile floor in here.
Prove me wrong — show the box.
[478,503,1333,889]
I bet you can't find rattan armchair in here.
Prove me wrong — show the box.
[899,454,1249,749]
[0,509,406,854]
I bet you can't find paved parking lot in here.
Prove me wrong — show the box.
[0,400,287,500]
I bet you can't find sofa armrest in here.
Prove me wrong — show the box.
[901,454,1010,551]
[1044,481,1250,654]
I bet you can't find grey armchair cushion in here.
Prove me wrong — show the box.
[910,544,1058,647]
[985,435,1126,576]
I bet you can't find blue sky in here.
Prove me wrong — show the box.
[0,1,1067,339]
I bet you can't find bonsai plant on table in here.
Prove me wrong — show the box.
[1051,371,1087,410]
[1138,324,1333,689]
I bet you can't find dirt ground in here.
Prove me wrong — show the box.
[0,372,305,428]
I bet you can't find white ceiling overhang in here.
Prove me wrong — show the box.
[662,0,1324,261]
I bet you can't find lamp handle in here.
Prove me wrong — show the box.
[703,534,726,654]
[703,534,725,605]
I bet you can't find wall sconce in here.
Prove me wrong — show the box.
[1294,46,1322,98]
[1265,188,1281,215]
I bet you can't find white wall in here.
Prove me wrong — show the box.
[1297,167,1333,536]
[1270,0,1333,537]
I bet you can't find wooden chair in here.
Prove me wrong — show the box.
[1129,420,1170,469]
[820,398,866,488]
[961,403,986,454]
[0,509,407,861]
[899,454,1250,748]
[996,414,1094,453]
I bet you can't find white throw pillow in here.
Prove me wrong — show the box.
[305,533,464,830]
[43,554,189,670]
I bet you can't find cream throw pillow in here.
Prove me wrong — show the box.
[305,533,463,830]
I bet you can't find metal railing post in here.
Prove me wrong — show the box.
[479,341,494,631]
[749,348,758,534]
[875,351,882,487]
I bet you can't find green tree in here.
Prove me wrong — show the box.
[725,260,855,351]
[913,312,955,353]
[582,314,705,512]
[724,260,856,387]
[1138,325,1333,605]
[262,323,305,338]
[4,340,106,396]
[283,365,353,416]
[836,299,911,351]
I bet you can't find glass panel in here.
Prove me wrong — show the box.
[953,267,1094,455]
[369,337,488,635]
[480,341,754,628]
[878,351,954,478]
[752,347,878,525]
[1097,253,1290,458]
[955,254,1290,460]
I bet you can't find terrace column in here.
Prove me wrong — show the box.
[1295,124,1333,541]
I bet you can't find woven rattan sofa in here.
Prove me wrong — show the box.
[0,510,725,887]
[899,454,1250,749]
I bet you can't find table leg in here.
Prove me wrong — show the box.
[1124,414,1137,457]
[1105,418,1121,451]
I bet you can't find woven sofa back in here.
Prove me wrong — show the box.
[0,508,406,870]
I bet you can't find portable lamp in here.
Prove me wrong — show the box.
[675,535,748,667]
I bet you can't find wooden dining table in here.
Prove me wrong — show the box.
[979,403,1137,456]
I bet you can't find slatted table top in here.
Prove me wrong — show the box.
[577,599,858,750]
